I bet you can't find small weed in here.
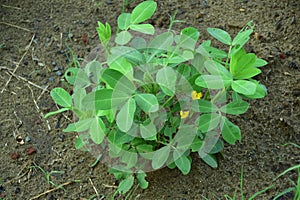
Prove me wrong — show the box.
[32,163,65,190]
[223,167,273,200]
[273,143,300,200]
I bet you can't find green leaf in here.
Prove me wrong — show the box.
[232,29,253,47]
[96,22,111,47]
[207,28,232,45]
[148,32,174,51]
[64,67,79,85]
[140,123,156,140]
[118,13,131,30]
[116,98,136,132]
[204,60,231,78]
[220,100,249,115]
[244,82,267,99]
[50,87,72,108]
[173,150,191,175]
[230,49,259,79]
[135,93,159,113]
[198,113,221,132]
[178,27,200,50]
[221,117,241,144]
[195,75,232,89]
[200,153,218,168]
[131,1,157,24]
[115,31,132,45]
[208,139,224,154]
[63,118,93,132]
[156,67,177,96]
[74,135,85,149]
[108,130,134,145]
[84,60,102,84]
[101,68,135,94]
[73,88,86,111]
[45,107,70,118]
[254,58,268,67]
[108,56,133,80]
[136,144,154,160]
[82,89,129,110]
[121,151,137,168]
[152,146,171,169]
[190,137,203,152]
[231,80,257,95]
[130,24,155,35]
[90,117,106,144]
[205,45,228,59]
[136,144,153,153]
[111,46,145,64]
[172,125,196,150]
[117,175,134,195]
[136,171,149,189]
[177,64,191,78]
[168,50,194,64]
[191,99,218,113]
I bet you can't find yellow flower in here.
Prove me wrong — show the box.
[191,91,203,100]
[180,110,189,119]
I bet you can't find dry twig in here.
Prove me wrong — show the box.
[0,21,31,32]
[29,180,79,200]
[27,84,51,131]
[89,178,101,199]
[1,4,21,10]
[1,34,35,93]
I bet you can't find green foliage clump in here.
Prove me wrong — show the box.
[46,1,268,195]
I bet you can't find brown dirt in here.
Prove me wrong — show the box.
[0,0,299,199]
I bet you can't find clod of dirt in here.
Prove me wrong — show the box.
[26,147,37,155]
[11,152,20,160]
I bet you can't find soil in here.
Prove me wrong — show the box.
[0,0,299,199]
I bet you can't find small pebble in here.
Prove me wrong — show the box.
[49,77,55,82]
[106,0,113,5]
[0,186,5,192]
[289,61,298,69]
[26,147,37,155]
[38,62,45,67]
[51,61,57,66]
[58,134,65,142]
[275,20,282,30]
[292,89,300,97]
[55,71,63,76]
[25,135,31,142]
[53,66,59,72]
[11,152,19,160]
[14,187,20,194]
